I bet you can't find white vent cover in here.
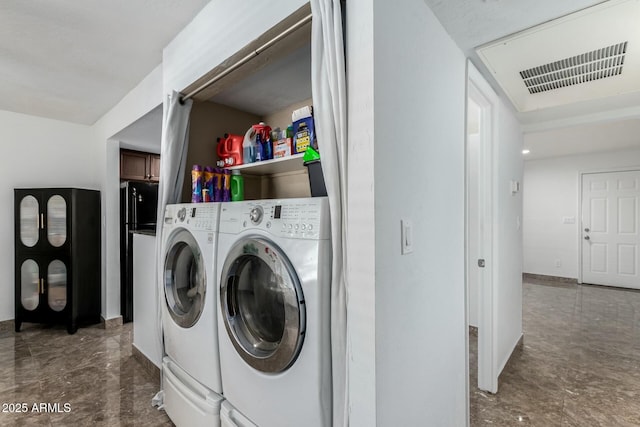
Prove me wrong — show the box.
[476,0,640,112]
[521,42,627,94]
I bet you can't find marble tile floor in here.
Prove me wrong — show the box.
[470,276,640,426]
[0,322,173,426]
[4,277,640,427]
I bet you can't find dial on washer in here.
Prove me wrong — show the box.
[250,206,264,225]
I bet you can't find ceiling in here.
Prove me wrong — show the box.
[4,0,640,160]
[425,0,640,159]
[0,0,210,125]
[477,1,640,113]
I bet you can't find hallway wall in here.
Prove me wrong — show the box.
[372,0,467,424]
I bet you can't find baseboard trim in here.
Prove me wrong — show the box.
[101,315,123,329]
[0,319,14,332]
[523,273,577,284]
[132,345,161,383]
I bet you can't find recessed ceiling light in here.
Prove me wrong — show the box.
[522,149,531,154]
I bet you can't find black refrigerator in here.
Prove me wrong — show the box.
[120,181,158,323]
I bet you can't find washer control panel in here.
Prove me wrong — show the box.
[220,198,330,240]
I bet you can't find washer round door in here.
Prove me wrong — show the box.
[164,228,207,328]
[220,236,305,373]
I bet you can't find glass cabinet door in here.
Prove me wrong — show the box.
[47,195,67,247]
[19,196,40,247]
[47,260,67,312]
[20,260,40,311]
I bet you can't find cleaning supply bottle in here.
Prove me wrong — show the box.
[203,166,214,202]
[263,135,273,160]
[231,170,245,201]
[255,133,264,162]
[213,168,223,202]
[191,165,203,203]
[242,127,257,164]
[222,169,232,202]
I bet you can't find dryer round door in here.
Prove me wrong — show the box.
[220,236,305,373]
[164,228,207,328]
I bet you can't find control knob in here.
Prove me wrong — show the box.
[250,206,264,225]
[177,208,187,222]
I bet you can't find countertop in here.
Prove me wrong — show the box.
[129,229,156,237]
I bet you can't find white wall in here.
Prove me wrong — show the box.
[0,110,99,321]
[372,0,467,424]
[523,147,640,279]
[92,64,164,320]
[494,98,524,375]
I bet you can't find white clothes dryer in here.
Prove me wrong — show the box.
[161,203,223,426]
[216,198,332,427]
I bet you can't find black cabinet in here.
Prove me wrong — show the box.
[15,188,101,334]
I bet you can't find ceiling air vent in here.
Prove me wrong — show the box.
[520,42,628,94]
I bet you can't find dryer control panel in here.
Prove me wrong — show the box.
[219,198,330,240]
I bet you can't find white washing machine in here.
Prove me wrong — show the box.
[161,203,223,427]
[216,198,332,427]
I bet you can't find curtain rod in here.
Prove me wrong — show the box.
[180,13,313,104]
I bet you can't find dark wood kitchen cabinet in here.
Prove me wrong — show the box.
[14,188,101,334]
[120,149,160,182]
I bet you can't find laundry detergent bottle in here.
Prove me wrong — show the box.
[231,170,244,201]
[191,165,203,203]
[242,127,257,164]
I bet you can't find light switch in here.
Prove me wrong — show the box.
[510,180,520,195]
[401,219,413,255]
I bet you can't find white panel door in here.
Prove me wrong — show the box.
[582,171,640,289]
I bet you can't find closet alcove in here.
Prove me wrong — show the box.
[180,3,314,202]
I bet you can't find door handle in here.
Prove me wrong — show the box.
[40,213,44,230]
[584,228,590,232]
[584,235,590,240]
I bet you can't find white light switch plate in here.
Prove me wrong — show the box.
[401,219,413,255]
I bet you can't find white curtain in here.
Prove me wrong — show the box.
[310,1,348,426]
[153,91,193,404]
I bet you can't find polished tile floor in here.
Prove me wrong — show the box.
[4,277,639,426]
[0,322,172,426]
[470,276,640,426]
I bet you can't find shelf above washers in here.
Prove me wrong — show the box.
[229,153,305,176]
